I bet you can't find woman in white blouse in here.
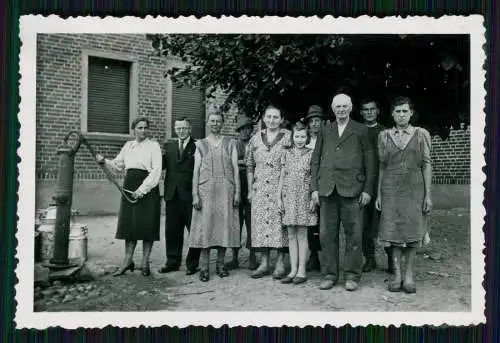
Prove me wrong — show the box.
[96,117,162,277]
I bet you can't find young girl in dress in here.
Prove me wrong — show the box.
[277,121,318,284]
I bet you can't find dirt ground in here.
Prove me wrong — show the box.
[34,208,471,312]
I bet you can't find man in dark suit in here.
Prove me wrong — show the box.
[304,105,324,272]
[158,118,201,275]
[311,93,376,291]
[359,98,393,274]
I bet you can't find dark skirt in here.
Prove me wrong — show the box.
[116,169,161,241]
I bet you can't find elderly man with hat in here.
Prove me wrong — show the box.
[304,105,324,272]
[225,115,258,270]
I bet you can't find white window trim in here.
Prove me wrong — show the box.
[81,49,138,141]
[165,58,207,141]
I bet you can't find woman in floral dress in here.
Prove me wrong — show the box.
[375,96,433,294]
[246,105,291,279]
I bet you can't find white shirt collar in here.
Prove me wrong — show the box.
[337,118,350,128]
[179,136,191,146]
[130,138,149,148]
[337,118,349,136]
[393,125,414,135]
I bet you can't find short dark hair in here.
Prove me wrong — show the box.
[174,118,192,126]
[291,121,310,146]
[130,116,150,130]
[391,96,414,112]
[360,98,379,109]
[207,111,225,122]
[264,104,283,118]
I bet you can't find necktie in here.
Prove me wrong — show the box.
[179,139,185,157]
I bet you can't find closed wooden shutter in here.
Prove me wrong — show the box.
[172,82,206,139]
[87,56,131,134]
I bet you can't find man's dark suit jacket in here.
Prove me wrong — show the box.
[310,119,376,198]
[163,137,196,203]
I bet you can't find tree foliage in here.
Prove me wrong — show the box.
[147,34,469,139]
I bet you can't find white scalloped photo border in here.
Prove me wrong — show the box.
[15,14,486,329]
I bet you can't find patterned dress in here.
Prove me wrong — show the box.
[281,147,318,227]
[377,126,432,247]
[246,129,291,249]
[189,137,240,248]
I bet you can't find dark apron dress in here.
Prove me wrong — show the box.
[116,168,160,241]
[378,133,428,247]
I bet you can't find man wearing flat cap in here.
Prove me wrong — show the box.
[304,105,324,272]
[225,116,258,270]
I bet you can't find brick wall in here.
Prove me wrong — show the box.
[36,33,169,180]
[431,127,470,184]
[205,87,239,137]
[36,34,242,182]
[36,34,469,185]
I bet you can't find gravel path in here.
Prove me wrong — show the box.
[34,208,471,312]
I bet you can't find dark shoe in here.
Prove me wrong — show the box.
[272,269,287,280]
[306,254,321,272]
[224,260,239,270]
[186,267,200,276]
[319,278,336,290]
[112,262,135,277]
[158,265,179,274]
[248,256,258,271]
[388,280,403,292]
[362,258,377,273]
[345,280,359,291]
[141,267,151,277]
[280,276,294,284]
[251,268,270,279]
[199,270,209,282]
[216,266,229,278]
[402,282,416,294]
[293,276,308,285]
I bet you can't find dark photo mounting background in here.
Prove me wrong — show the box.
[0,1,497,343]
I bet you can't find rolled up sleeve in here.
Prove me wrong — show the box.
[419,128,432,166]
[105,143,127,173]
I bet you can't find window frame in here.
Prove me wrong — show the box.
[81,49,138,142]
[165,58,207,141]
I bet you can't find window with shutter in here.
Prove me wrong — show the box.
[171,82,206,139]
[87,56,131,134]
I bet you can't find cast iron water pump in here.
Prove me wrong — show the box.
[46,131,83,269]
[44,131,136,276]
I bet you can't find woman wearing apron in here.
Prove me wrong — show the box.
[376,97,433,293]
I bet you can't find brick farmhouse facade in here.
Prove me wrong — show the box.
[35,34,470,214]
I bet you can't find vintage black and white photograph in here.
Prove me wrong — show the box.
[16,15,485,328]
